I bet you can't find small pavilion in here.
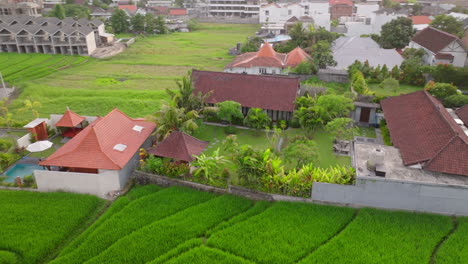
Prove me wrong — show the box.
[147,131,209,162]
[55,109,86,138]
[24,118,49,141]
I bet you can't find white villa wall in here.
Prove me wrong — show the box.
[85,33,97,55]
[17,133,31,148]
[224,66,286,75]
[355,4,379,17]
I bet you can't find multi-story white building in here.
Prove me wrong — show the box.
[260,1,330,31]
[147,0,173,7]
[208,0,259,18]
[0,16,110,56]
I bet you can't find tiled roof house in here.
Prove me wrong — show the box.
[224,42,311,75]
[381,91,468,176]
[192,70,300,121]
[409,27,467,67]
[148,131,208,162]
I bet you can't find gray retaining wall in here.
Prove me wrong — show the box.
[312,177,468,216]
[134,171,468,216]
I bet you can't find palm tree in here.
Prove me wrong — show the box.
[0,98,12,130]
[21,98,41,119]
[147,102,199,142]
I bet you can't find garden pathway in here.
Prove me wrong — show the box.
[375,128,384,145]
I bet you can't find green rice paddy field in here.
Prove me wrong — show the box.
[1,185,466,264]
[0,24,258,122]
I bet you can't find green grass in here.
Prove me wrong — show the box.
[85,194,253,264]
[0,190,104,264]
[28,135,63,158]
[207,202,356,264]
[356,126,376,138]
[166,246,254,264]
[435,218,468,264]
[4,24,258,122]
[369,83,423,96]
[52,186,216,264]
[299,208,452,264]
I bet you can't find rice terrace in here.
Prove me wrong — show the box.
[0,21,467,264]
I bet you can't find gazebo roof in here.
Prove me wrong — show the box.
[147,131,209,162]
[55,109,85,127]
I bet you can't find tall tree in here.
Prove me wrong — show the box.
[155,15,167,34]
[131,13,145,33]
[64,4,90,18]
[148,102,199,141]
[430,14,464,37]
[110,9,130,34]
[50,4,65,19]
[380,17,415,49]
[216,101,243,125]
[144,13,156,34]
[311,40,336,69]
[325,118,357,141]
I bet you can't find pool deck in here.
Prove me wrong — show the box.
[16,157,41,165]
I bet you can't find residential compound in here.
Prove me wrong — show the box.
[0,0,42,17]
[0,16,112,56]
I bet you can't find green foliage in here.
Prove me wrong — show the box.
[436,218,468,264]
[315,94,354,122]
[187,18,200,31]
[207,202,355,264]
[300,208,452,264]
[154,15,168,34]
[0,153,19,171]
[22,175,35,187]
[390,65,400,79]
[325,118,357,141]
[192,148,231,185]
[143,156,190,178]
[131,14,145,33]
[430,14,464,37]
[402,48,425,59]
[424,81,459,100]
[240,37,263,53]
[380,17,415,49]
[166,246,254,264]
[217,101,243,124]
[0,251,17,264]
[149,102,200,141]
[290,61,316,74]
[428,64,468,90]
[83,195,252,264]
[0,138,13,152]
[52,187,215,264]
[243,108,272,130]
[49,4,65,19]
[0,190,103,264]
[311,41,336,69]
[351,70,371,94]
[379,77,400,93]
[63,4,90,19]
[282,136,319,168]
[443,94,468,108]
[111,9,130,33]
[400,57,425,86]
[380,119,392,146]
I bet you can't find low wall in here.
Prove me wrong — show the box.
[312,177,468,216]
[35,170,121,197]
[317,69,349,83]
[16,133,31,148]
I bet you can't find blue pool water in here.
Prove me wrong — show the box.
[3,164,44,182]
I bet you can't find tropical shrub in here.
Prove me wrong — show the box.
[243,108,272,131]
[424,81,459,100]
[143,156,189,178]
[443,94,468,108]
[192,148,230,186]
[380,119,392,146]
[282,136,319,169]
[351,71,371,95]
[380,77,400,93]
[0,138,13,152]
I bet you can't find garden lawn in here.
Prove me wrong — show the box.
[0,190,104,264]
[285,128,351,168]
[356,126,376,138]
[299,208,453,264]
[52,186,215,264]
[4,24,258,122]
[28,135,63,158]
[435,217,468,264]
[207,202,355,264]
[369,83,423,96]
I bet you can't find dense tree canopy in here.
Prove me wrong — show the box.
[110,9,130,33]
[380,17,415,49]
[430,14,464,37]
[216,101,243,125]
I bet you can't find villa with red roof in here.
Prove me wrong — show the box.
[381,90,468,177]
[192,70,300,121]
[224,42,311,75]
[409,27,467,67]
[55,108,86,138]
[35,109,156,197]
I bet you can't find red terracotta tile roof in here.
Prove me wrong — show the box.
[147,131,208,162]
[329,0,353,6]
[55,109,85,128]
[286,47,311,67]
[40,109,156,170]
[169,8,187,16]
[226,44,309,69]
[118,5,137,12]
[381,90,468,176]
[192,70,299,112]
[411,16,431,25]
[456,105,468,126]
[411,27,459,54]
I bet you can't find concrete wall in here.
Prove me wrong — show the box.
[317,69,348,83]
[34,169,121,197]
[312,176,468,216]
[16,133,31,148]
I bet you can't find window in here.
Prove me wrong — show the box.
[288,10,292,15]
[265,10,269,16]
[272,69,276,74]
[259,68,267,74]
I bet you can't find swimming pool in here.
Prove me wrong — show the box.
[3,164,44,182]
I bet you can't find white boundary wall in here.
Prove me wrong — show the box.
[312,176,468,216]
[17,133,31,148]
